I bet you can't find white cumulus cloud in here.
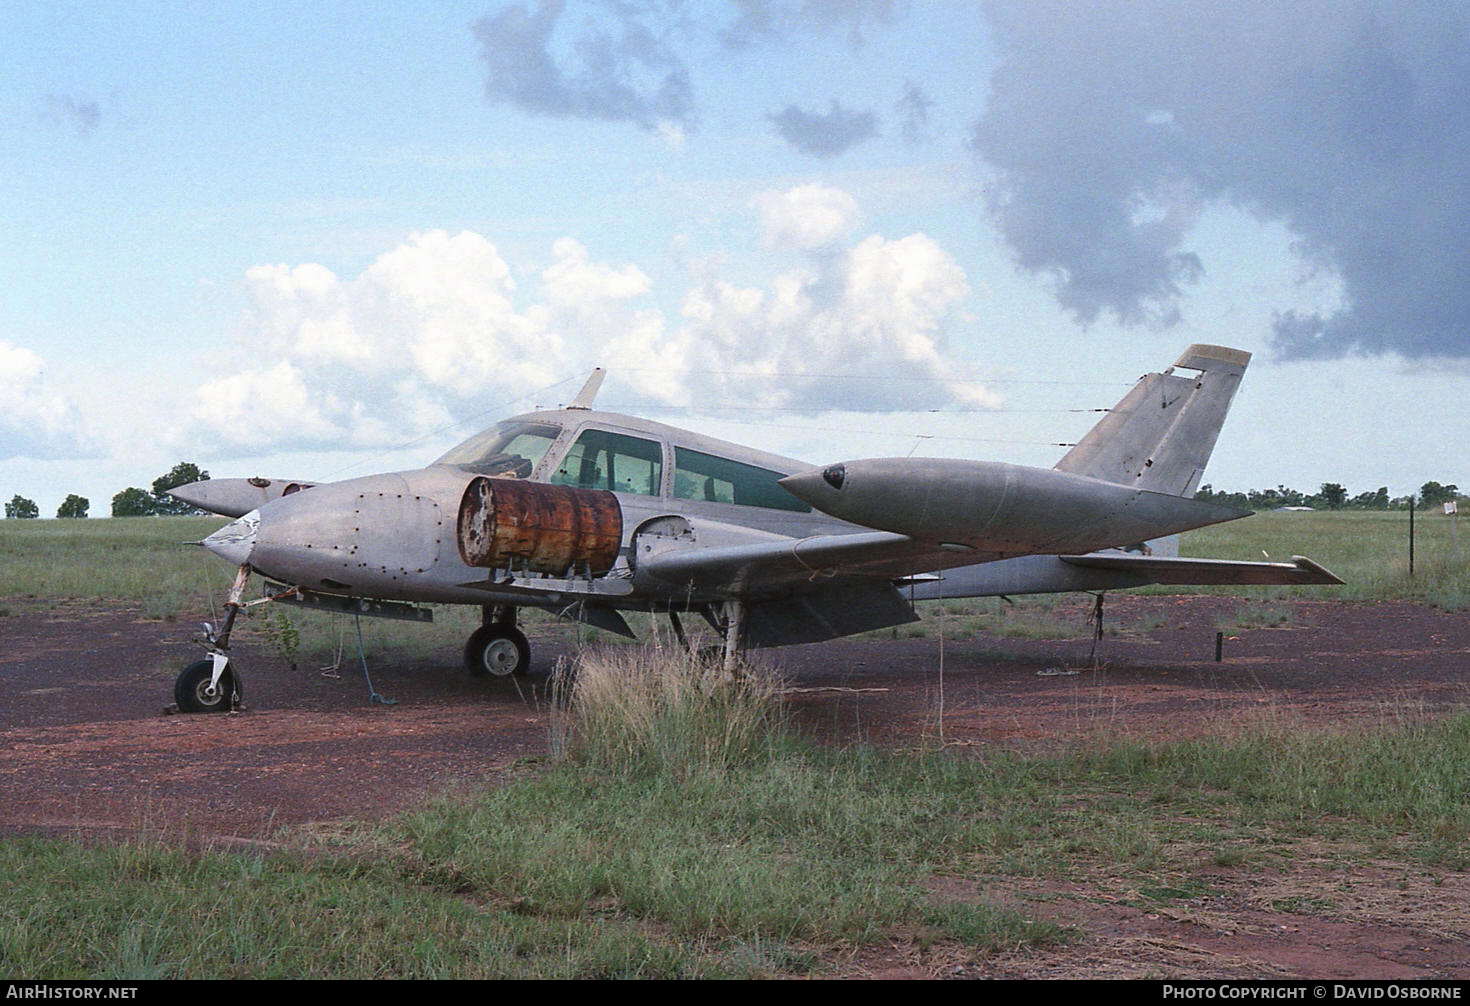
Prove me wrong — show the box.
[191,230,570,451]
[190,189,991,455]
[613,202,991,412]
[751,184,860,249]
[0,341,92,460]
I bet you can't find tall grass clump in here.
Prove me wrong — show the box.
[551,647,785,778]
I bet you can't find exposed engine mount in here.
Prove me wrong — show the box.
[456,477,623,576]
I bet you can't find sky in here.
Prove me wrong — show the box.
[3,0,1468,521]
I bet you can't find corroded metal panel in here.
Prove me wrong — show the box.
[457,477,622,575]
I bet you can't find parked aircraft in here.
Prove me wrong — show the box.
[169,344,1340,712]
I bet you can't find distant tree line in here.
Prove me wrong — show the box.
[1196,481,1462,511]
[111,463,210,516]
[3,463,210,520]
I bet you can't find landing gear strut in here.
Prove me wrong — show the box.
[464,604,530,677]
[720,599,745,677]
[173,563,251,713]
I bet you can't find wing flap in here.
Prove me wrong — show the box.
[745,581,919,646]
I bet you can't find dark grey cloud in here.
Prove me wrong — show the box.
[43,94,101,135]
[971,0,1470,359]
[472,0,694,129]
[770,100,878,158]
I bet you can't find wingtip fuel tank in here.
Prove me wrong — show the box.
[780,458,1248,556]
[169,477,317,518]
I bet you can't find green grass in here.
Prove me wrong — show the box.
[8,639,1470,977]
[0,516,224,619]
[0,834,749,978]
[1178,509,1470,608]
[859,593,1084,644]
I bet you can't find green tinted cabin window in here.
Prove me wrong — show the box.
[673,448,810,512]
[552,429,663,497]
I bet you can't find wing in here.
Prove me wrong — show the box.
[634,528,988,596]
[632,527,1341,645]
[634,530,1342,599]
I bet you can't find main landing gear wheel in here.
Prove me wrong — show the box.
[463,625,531,678]
[174,659,241,713]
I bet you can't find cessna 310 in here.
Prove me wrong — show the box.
[169,343,1340,712]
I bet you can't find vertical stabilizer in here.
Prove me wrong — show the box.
[1054,344,1250,497]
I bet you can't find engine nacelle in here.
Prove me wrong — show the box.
[456,477,623,576]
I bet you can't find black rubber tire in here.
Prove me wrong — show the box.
[463,625,531,677]
[174,658,240,713]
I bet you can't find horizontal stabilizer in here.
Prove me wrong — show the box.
[1059,552,1343,586]
[903,551,1342,601]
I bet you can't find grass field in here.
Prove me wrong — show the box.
[3,511,1469,976]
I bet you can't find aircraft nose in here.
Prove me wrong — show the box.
[200,510,259,566]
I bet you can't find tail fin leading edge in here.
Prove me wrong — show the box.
[1054,344,1250,498]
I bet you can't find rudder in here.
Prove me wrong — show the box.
[1053,344,1250,497]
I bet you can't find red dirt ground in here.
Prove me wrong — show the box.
[2,592,1468,978]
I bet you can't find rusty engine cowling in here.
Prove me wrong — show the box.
[456,477,623,575]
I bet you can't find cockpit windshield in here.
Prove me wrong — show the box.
[434,421,563,478]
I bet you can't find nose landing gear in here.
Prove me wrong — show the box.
[172,563,252,713]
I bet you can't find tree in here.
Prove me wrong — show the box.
[56,494,89,519]
[5,495,39,519]
[111,487,155,517]
[1318,483,1347,510]
[151,462,210,516]
[1418,482,1460,509]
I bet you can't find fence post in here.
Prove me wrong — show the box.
[1409,495,1416,578]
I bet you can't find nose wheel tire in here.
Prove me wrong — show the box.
[174,659,241,713]
[464,625,531,677]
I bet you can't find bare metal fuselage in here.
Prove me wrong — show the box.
[177,346,1340,680]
